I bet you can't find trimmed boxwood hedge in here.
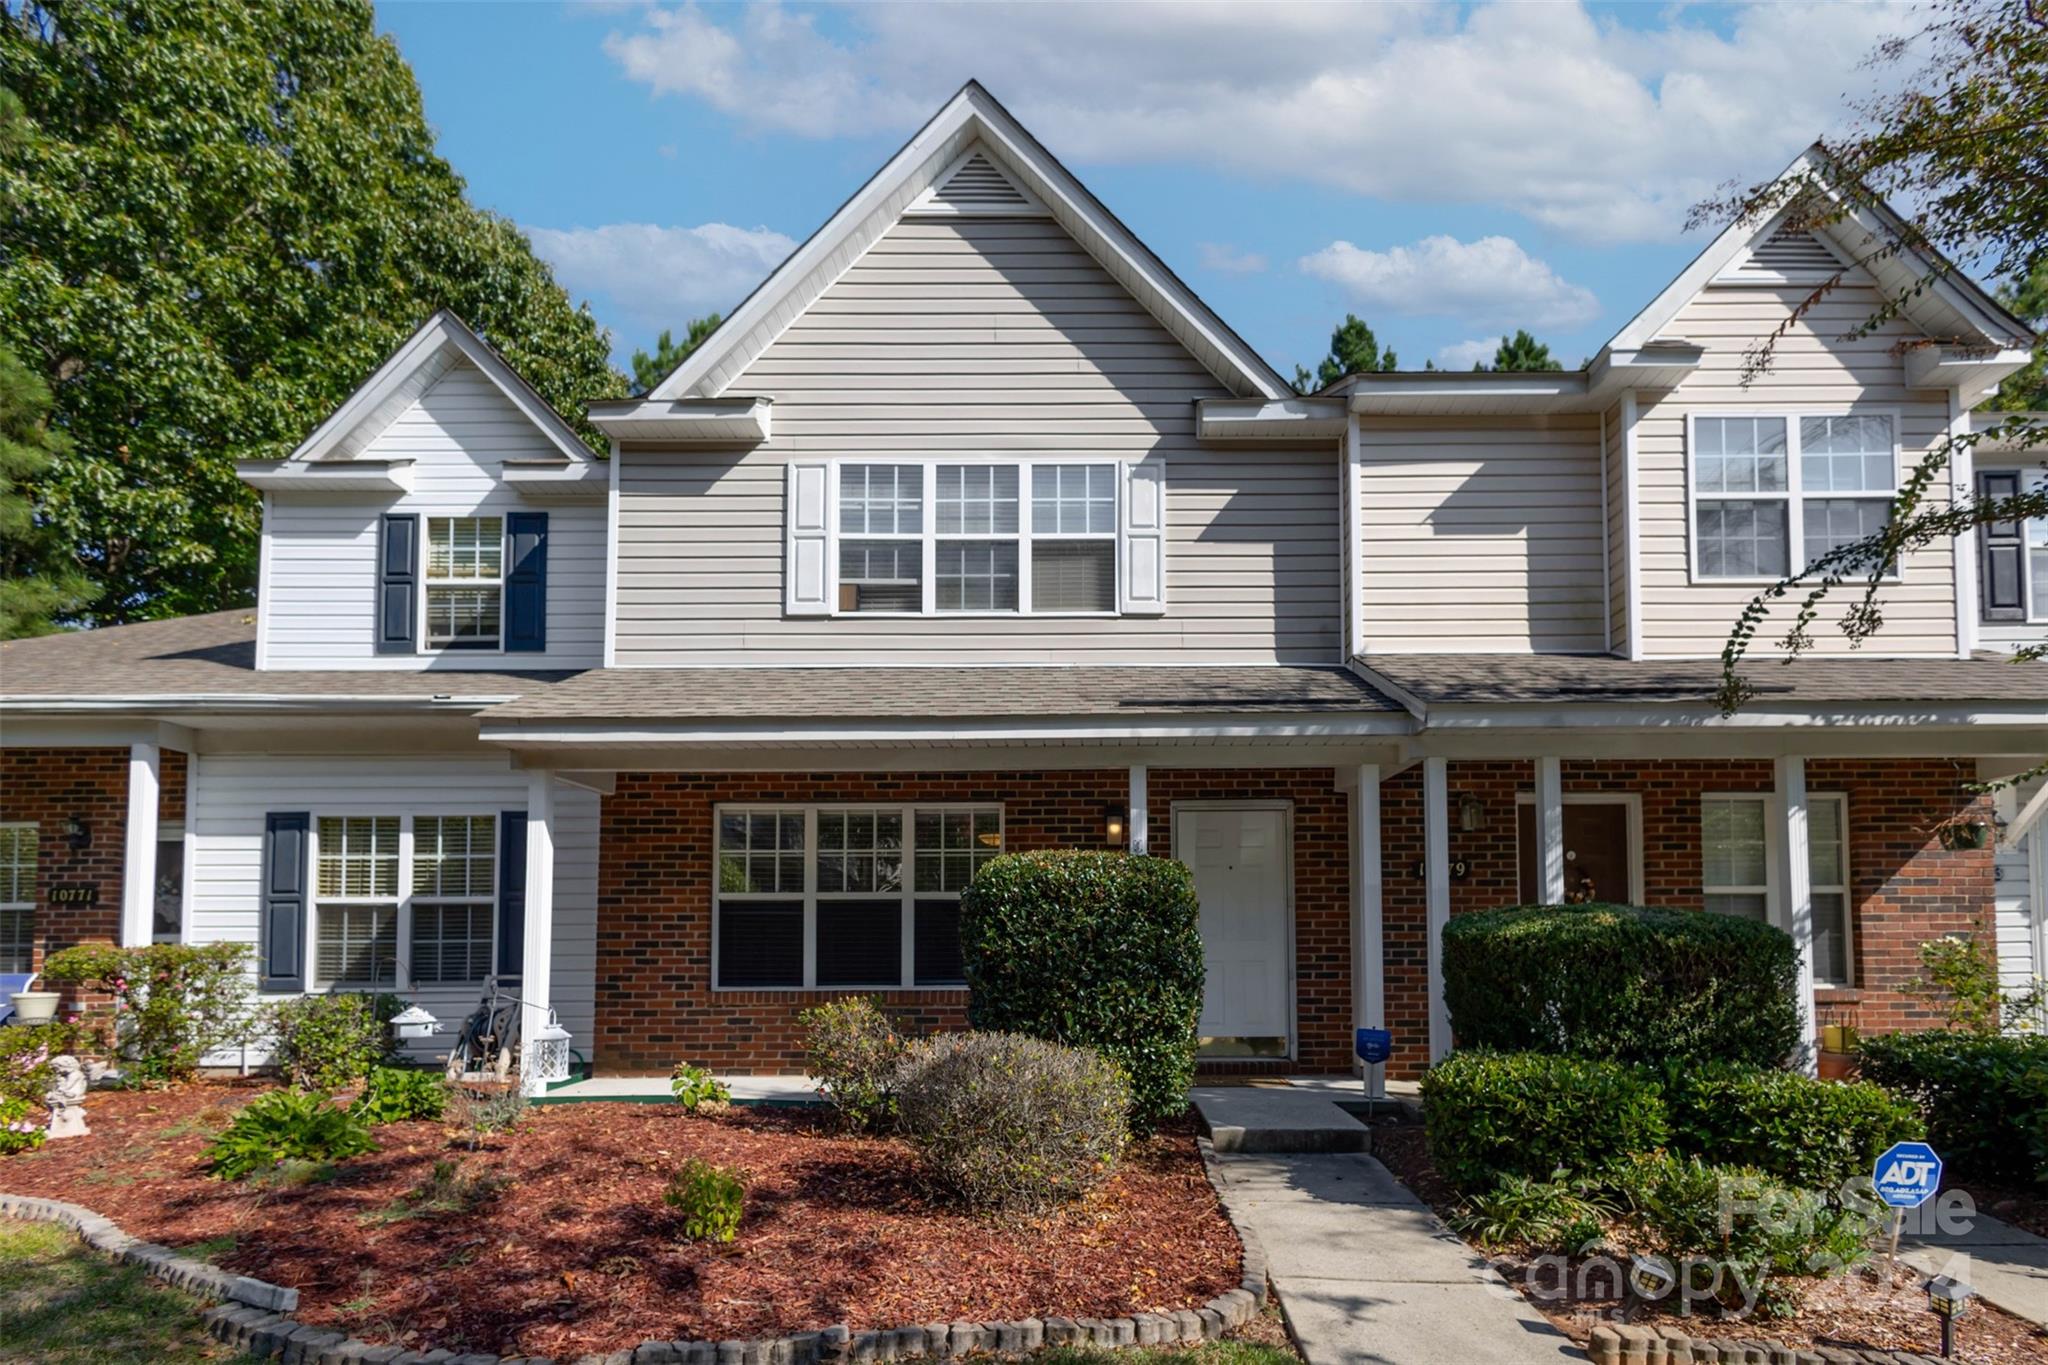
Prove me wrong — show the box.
[1661,1060,1921,1191]
[959,850,1204,1130]
[1441,902,1800,1067]
[1422,1050,1668,1193]
[1858,1031,2048,1186]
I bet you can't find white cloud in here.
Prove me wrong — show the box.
[1437,337,1500,370]
[524,222,795,332]
[599,0,1916,244]
[1197,242,1267,274]
[1299,235,1600,329]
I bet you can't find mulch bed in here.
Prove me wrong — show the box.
[0,1082,1242,1360]
[1366,1119,2048,1365]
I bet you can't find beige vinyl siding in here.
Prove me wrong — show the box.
[1635,285,1958,658]
[262,361,606,670]
[1357,415,1606,654]
[1604,400,1629,655]
[613,218,1340,665]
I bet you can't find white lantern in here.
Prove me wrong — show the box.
[527,1011,573,1087]
[389,1004,441,1041]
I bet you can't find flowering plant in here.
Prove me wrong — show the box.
[42,943,254,1084]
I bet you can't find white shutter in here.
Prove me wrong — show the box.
[785,461,831,615]
[1120,460,1167,615]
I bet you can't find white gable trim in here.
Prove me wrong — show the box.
[281,310,594,467]
[646,81,1288,403]
[1608,147,2031,356]
[906,145,1049,218]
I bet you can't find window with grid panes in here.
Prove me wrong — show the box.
[410,816,495,984]
[314,816,399,988]
[425,516,504,649]
[0,824,34,973]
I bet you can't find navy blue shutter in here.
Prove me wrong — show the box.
[376,514,419,653]
[1978,470,2026,622]
[259,812,310,992]
[496,811,527,981]
[505,512,548,652]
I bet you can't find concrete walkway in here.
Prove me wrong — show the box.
[1901,1211,2048,1329]
[1209,1150,1583,1365]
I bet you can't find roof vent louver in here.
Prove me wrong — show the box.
[907,148,1048,217]
[1716,221,1854,283]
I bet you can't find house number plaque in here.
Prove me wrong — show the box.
[47,883,99,906]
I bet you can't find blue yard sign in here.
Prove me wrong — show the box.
[1873,1141,1943,1209]
[1354,1028,1392,1065]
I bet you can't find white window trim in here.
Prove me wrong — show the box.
[1700,790,1855,987]
[1982,464,2048,625]
[826,457,1122,618]
[1685,409,1905,586]
[307,812,501,993]
[1510,792,1644,904]
[420,514,509,656]
[0,821,36,974]
[409,814,499,987]
[711,802,1003,992]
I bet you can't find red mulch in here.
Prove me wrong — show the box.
[1366,1119,2048,1365]
[0,1083,1241,1359]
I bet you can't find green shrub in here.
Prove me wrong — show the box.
[351,1066,446,1124]
[670,1062,731,1113]
[1662,1061,1920,1191]
[1858,1031,2048,1186]
[42,943,254,1083]
[1441,903,1799,1067]
[0,1095,44,1156]
[960,850,1203,1131]
[1422,1050,1667,1193]
[1450,1173,1613,1252]
[0,1019,91,1106]
[203,1089,376,1180]
[662,1158,744,1243]
[262,993,399,1090]
[797,997,904,1130]
[446,1080,526,1150]
[895,1031,1130,1213]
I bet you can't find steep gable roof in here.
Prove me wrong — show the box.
[647,81,1289,403]
[278,310,595,466]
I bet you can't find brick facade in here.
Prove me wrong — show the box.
[594,768,1355,1074]
[0,747,187,976]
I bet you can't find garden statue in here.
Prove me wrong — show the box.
[44,1055,88,1138]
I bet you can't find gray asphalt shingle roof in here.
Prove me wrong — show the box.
[1354,652,2048,707]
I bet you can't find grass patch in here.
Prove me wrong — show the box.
[178,1235,238,1264]
[0,1219,225,1364]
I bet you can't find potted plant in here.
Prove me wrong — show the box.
[8,986,60,1025]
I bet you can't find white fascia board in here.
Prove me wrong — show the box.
[1195,397,1348,443]
[479,712,1416,748]
[235,458,415,494]
[646,81,1288,403]
[1417,701,2048,731]
[501,458,609,503]
[1904,347,2034,403]
[587,396,773,444]
[0,694,521,715]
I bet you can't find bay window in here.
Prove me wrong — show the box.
[1691,414,1898,581]
[715,804,1002,990]
[1700,793,1852,985]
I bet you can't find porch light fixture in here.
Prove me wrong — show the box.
[1924,1275,1973,1358]
[1457,793,1486,834]
[527,1010,573,1088]
[1105,802,1127,846]
[63,816,90,853]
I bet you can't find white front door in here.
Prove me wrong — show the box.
[1179,806,1289,1055]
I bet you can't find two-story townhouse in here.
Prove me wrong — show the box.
[2,82,2042,1088]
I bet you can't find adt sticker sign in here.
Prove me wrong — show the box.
[1873,1141,1943,1209]
[1354,1028,1392,1065]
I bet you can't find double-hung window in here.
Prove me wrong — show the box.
[833,461,1119,615]
[314,817,400,989]
[715,804,1001,989]
[1700,793,1852,985]
[410,816,496,985]
[1691,414,1898,580]
[425,516,504,649]
[0,824,35,973]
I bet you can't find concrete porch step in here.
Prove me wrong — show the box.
[1192,1084,1373,1153]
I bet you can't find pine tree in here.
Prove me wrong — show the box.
[1292,315,1400,393]
[630,315,724,396]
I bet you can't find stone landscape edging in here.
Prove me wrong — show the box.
[0,1140,1270,1365]
[1589,1321,1966,1364]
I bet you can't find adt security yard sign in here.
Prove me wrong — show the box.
[1873,1141,1944,1209]
[1354,1028,1392,1065]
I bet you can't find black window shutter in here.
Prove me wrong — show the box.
[496,811,527,981]
[505,512,548,652]
[1978,470,2026,622]
[260,812,310,992]
[376,514,419,653]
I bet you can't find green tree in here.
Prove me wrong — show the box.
[0,0,627,625]
[1988,257,2048,412]
[0,339,87,636]
[629,315,723,395]
[1292,314,1399,393]
[1476,329,1564,372]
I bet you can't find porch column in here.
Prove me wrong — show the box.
[519,770,557,1097]
[1535,755,1566,904]
[1423,755,1452,1061]
[119,742,160,947]
[1128,765,1148,854]
[1774,755,1820,1075]
[1352,764,1385,1095]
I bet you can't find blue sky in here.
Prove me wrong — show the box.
[376,0,1920,379]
